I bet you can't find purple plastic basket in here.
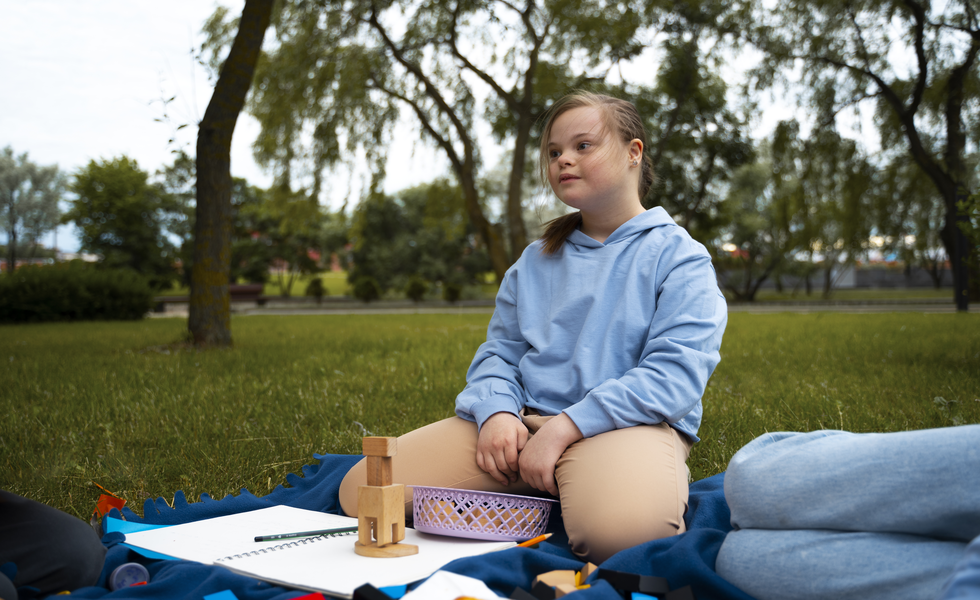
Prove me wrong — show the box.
[412,486,558,542]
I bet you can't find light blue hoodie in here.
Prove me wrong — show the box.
[455,207,727,442]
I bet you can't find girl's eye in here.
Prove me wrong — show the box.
[550,150,561,158]
[578,142,591,150]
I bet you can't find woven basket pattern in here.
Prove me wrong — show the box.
[412,486,556,541]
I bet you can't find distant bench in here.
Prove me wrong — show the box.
[153,284,268,312]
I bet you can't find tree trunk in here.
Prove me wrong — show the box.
[506,110,532,261]
[5,206,15,273]
[459,168,509,282]
[189,0,275,346]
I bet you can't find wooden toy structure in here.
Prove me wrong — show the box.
[353,437,419,558]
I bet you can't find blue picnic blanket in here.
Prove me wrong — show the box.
[68,454,754,600]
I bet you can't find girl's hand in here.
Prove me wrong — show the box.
[476,412,529,486]
[518,413,583,496]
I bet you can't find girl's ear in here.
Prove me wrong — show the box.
[628,139,644,163]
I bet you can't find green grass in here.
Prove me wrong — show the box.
[2,313,978,520]
[732,287,954,302]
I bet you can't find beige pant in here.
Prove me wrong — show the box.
[338,412,692,563]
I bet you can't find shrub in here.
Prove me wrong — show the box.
[0,263,154,323]
[443,282,463,303]
[404,276,429,303]
[352,276,382,303]
[305,278,327,303]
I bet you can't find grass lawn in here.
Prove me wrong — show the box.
[741,287,954,302]
[3,312,978,519]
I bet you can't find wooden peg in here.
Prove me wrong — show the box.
[366,456,393,487]
[362,437,397,457]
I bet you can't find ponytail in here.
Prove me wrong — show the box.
[539,212,583,255]
[639,154,655,201]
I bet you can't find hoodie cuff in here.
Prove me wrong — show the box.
[461,396,524,430]
[562,394,619,439]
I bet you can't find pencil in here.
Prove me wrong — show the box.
[253,526,359,542]
[516,532,552,548]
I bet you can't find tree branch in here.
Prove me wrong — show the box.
[900,0,930,115]
[368,80,464,175]
[844,1,873,72]
[448,5,518,109]
[367,4,475,160]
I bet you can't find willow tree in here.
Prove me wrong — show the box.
[749,0,980,308]
[240,0,651,280]
[189,0,276,346]
[638,6,755,246]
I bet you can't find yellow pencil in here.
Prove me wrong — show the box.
[516,532,552,548]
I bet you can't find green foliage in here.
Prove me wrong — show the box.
[718,119,876,300]
[0,263,153,323]
[229,0,746,277]
[352,275,381,302]
[0,146,65,272]
[154,151,196,285]
[718,154,793,301]
[305,277,327,302]
[63,156,183,290]
[404,275,429,303]
[800,129,875,296]
[747,0,980,301]
[1,313,977,518]
[347,180,490,293]
[442,281,463,303]
[638,24,754,245]
[873,155,949,287]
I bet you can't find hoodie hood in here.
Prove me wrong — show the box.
[564,207,676,248]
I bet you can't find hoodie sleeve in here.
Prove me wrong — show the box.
[454,265,530,429]
[562,237,727,442]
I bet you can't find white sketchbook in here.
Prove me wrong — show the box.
[121,505,514,598]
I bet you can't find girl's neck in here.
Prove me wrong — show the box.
[579,201,646,243]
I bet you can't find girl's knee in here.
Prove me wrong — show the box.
[564,508,683,564]
[339,458,367,517]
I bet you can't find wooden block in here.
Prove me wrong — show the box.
[353,540,419,557]
[579,563,599,581]
[357,484,406,546]
[366,455,393,487]
[362,437,397,457]
[533,570,577,589]
[555,584,579,598]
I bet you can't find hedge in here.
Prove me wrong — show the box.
[0,263,154,323]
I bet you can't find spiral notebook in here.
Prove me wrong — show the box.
[121,505,515,598]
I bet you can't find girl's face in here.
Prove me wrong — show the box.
[546,106,641,215]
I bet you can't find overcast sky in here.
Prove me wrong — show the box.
[1,1,447,252]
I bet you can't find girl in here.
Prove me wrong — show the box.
[339,92,727,563]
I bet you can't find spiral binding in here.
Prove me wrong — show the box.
[215,530,358,563]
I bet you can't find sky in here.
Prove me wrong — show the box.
[1,1,446,253]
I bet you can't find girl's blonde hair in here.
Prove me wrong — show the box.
[538,92,655,255]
